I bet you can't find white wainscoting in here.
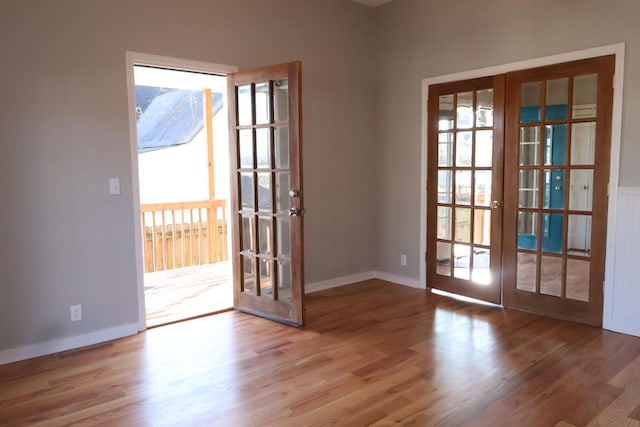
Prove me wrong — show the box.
[603,187,640,337]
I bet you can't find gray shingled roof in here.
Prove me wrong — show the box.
[135,86,223,153]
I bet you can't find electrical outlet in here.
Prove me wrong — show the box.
[400,254,407,266]
[70,304,82,322]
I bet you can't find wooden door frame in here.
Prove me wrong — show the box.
[125,51,238,331]
[420,44,625,327]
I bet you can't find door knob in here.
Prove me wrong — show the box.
[490,200,501,209]
[289,189,300,198]
[288,207,305,217]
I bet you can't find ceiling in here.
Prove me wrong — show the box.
[351,0,393,7]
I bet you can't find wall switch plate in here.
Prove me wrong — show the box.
[401,254,407,266]
[70,304,82,322]
[109,178,121,195]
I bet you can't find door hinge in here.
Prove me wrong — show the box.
[607,182,610,196]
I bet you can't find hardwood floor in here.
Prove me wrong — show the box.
[1,279,639,426]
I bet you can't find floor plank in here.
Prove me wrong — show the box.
[1,279,639,426]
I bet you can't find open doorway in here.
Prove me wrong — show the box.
[131,61,233,327]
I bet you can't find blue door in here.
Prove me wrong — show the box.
[542,124,565,253]
[518,107,566,253]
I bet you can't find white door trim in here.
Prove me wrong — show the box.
[125,52,238,331]
[420,43,625,329]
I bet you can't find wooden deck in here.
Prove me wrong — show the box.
[144,262,232,327]
[2,279,640,425]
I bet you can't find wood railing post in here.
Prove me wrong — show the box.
[151,212,157,272]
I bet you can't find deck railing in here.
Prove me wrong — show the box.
[141,199,228,273]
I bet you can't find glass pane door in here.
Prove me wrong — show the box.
[427,76,504,304]
[228,62,304,327]
[503,55,614,326]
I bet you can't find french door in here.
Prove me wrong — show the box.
[503,56,614,326]
[427,76,505,304]
[427,56,614,326]
[227,62,305,327]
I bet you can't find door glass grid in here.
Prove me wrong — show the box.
[515,74,597,301]
[236,80,291,300]
[436,89,494,285]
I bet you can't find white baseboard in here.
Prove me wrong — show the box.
[374,271,425,289]
[0,323,138,366]
[2,271,422,365]
[305,271,377,294]
[305,270,424,293]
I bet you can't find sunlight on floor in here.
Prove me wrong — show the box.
[144,262,232,327]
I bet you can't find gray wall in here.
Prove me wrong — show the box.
[373,0,640,279]
[2,0,638,355]
[0,0,376,351]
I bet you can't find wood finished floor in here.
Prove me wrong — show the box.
[1,279,639,426]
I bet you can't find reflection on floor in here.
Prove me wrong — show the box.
[144,262,232,328]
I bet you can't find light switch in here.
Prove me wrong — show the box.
[109,178,121,195]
